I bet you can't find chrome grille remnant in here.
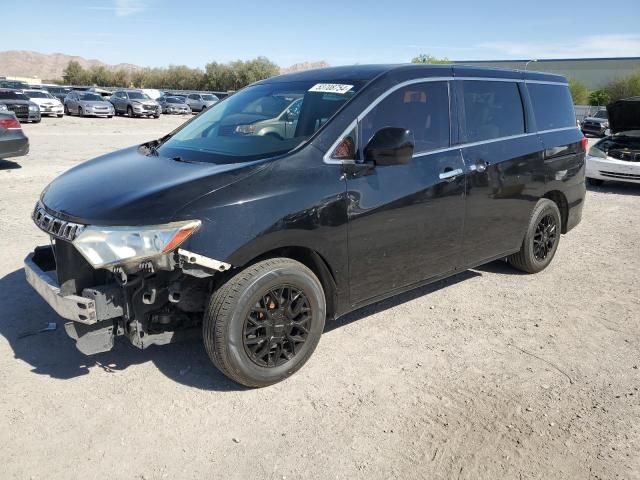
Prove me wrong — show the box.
[32,202,85,241]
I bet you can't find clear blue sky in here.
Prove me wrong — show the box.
[5,0,640,68]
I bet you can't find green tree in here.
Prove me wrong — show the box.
[605,71,640,103]
[63,60,87,85]
[568,78,590,104]
[411,54,451,64]
[589,89,610,106]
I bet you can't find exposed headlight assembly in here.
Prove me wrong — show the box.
[28,104,39,112]
[588,145,607,159]
[72,220,201,268]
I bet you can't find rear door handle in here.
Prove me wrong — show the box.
[439,168,464,180]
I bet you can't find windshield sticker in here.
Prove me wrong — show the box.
[309,83,353,94]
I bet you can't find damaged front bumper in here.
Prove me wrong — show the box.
[24,245,125,354]
[24,244,218,355]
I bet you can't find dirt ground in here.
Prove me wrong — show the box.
[1,115,638,480]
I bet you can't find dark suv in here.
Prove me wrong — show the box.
[25,65,586,387]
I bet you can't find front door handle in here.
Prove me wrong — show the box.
[439,168,464,180]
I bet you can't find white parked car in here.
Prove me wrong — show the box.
[22,89,64,118]
[586,97,640,186]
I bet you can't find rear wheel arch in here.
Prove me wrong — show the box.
[542,190,569,234]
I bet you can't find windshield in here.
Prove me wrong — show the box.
[26,91,49,98]
[158,80,364,164]
[79,93,104,101]
[202,94,218,101]
[594,110,608,119]
[128,91,151,100]
[166,97,182,103]
[0,91,28,100]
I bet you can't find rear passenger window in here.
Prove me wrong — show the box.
[459,81,525,142]
[361,81,450,155]
[528,83,576,131]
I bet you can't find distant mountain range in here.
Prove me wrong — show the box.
[0,50,330,81]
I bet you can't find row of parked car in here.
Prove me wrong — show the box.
[0,84,226,123]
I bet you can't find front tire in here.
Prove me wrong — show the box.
[507,199,561,274]
[203,258,326,388]
[127,106,134,118]
[78,107,83,117]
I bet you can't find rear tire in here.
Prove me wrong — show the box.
[587,178,604,186]
[507,199,561,274]
[203,258,326,388]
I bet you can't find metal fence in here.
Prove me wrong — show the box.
[575,105,605,123]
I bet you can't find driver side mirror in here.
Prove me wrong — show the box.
[283,111,296,122]
[364,127,414,166]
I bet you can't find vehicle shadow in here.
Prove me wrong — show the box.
[473,259,527,276]
[587,182,640,196]
[0,159,22,170]
[325,269,481,332]
[0,268,245,392]
[1,267,484,390]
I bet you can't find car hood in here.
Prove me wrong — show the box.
[30,98,61,106]
[583,116,607,124]
[131,100,158,107]
[41,145,266,225]
[79,101,111,107]
[607,98,640,134]
[0,99,31,105]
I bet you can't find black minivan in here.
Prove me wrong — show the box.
[25,65,586,387]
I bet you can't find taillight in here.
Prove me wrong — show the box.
[579,136,588,152]
[0,118,21,130]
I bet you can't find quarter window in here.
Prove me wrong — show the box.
[360,81,450,155]
[459,81,525,142]
[527,83,576,131]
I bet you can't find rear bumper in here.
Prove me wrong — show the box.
[0,137,29,158]
[586,154,640,184]
[24,247,98,324]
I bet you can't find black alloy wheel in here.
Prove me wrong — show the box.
[532,214,557,262]
[243,285,312,368]
[203,257,326,387]
[507,198,561,274]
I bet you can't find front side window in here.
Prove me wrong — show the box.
[79,93,103,101]
[127,91,150,100]
[459,81,525,142]
[202,94,218,101]
[360,81,450,155]
[528,83,576,131]
[158,80,364,164]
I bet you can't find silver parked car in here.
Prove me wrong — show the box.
[158,96,191,114]
[110,90,161,118]
[185,92,219,113]
[232,97,303,139]
[64,91,114,117]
